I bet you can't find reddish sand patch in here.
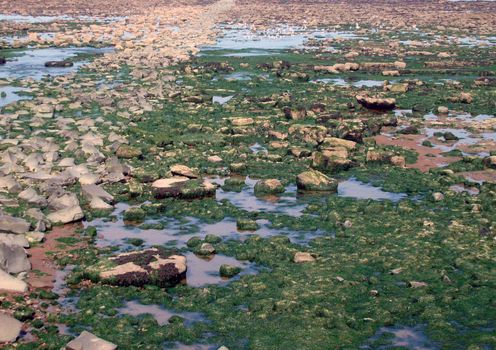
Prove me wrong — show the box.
[374,134,461,172]
[27,223,84,289]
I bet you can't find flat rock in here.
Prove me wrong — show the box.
[0,215,30,234]
[0,268,28,293]
[0,312,23,343]
[0,233,29,248]
[170,164,198,179]
[90,248,187,288]
[47,205,84,224]
[356,94,396,111]
[64,331,117,350]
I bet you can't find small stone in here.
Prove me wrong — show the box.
[294,252,316,263]
[408,281,428,288]
[170,165,198,179]
[236,219,259,231]
[437,106,449,114]
[296,170,338,192]
[123,207,146,222]
[254,179,285,195]
[432,192,444,202]
[198,243,216,255]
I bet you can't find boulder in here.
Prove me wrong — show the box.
[90,248,186,288]
[47,205,84,224]
[0,313,22,343]
[296,170,338,192]
[64,331,117,350]
[0,269,27,292]
[0,215,30,234]
[0,234,29,248]
[0,243,31,273]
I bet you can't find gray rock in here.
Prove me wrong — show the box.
[0,233,29,248]
[0,312,22,343]
[0,243,31,273]
[47,205,84,224]
[0,215,30,234]
[64,331,117,350]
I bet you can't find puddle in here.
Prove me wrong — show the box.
[338,178,407,201]
[449,184,479,196]
[249,143,268,154]
[212,177,308,217]
[0,14,124,24]
[201,24,364,54]
[213,71,253,81]
[118,300,206,326]
[0,86,31,107]
[53,264,78,313]
[0,47,112,80]
[361,325,439,350]
[183,252,257,287]
[86,203,197,249]
[212,95,233,105]
[313,78,385,88]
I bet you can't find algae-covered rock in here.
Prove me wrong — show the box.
[89,248,186,288]
[236,219,259,231]
[123,207,146,222]
[296,170,338,192]
[220,264,242,278]
[116,145,142,159]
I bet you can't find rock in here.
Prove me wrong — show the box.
[483,156,496,169]
[18,187,47,206]
[321,137,356,150]
[0,243,31,273]
[0,233,29,248]
[231,117,254,126]
[48,192,80,210]
[389,156,406,167]
[443,132,459,141]
[123,207,145,222]
[236,219,259,231]
[459,92,473,104]
[0,312,22,343]
[438,106,449,114]
[408,281,428,288]
[91,248,186,288]
[219,264,241,278]
[432,192,444,202]
[0,57,5,65]
[152,178,216,199]
[0,176,22,193]
[170,164,198,179]
[64,331,117,350]
[116,145,142,159]
[296,170,338,192]
[294,252,316,263]
[0,215,30,234]
[25,231,45,243]
[0,268,27,292]
[198,243,216,255]
[356,94,396,111]
[388,83,409,93]
[47,205,84,224]
[45,61,74,68]
[208,155,223,163]
[254,179,285,195]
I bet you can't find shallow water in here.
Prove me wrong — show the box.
[0,47,111,80]
[0,86,31,107]
[312,78,385,88]
[183,252,257,287]
[212,95,233,104]
[118,300,206,326]
[361,325,439,350]
[338,178,407,201]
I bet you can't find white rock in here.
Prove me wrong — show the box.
[0,268,28,293]
[47,205,84,224]
[0,312,22,343]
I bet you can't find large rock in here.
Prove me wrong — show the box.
[0,269,28,292]
[0,215,30,234]
[152,177,216,199]
[296,170,338,192]
[89,248,186,288]
[64,331,117,350]
[47,205,84,224]
[0,243,31,273]
[356,94,396,111]
[0,313,22,343]
[0,234,29,248]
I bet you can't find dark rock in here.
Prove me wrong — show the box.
[44,61,74,68]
